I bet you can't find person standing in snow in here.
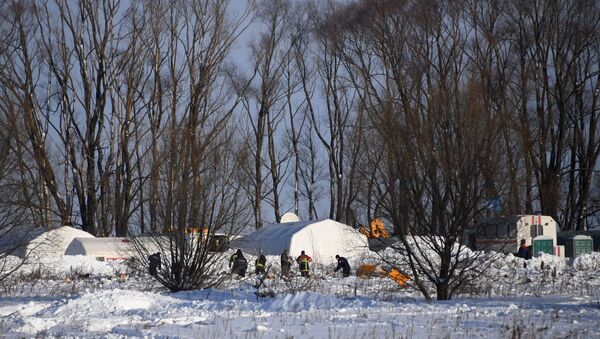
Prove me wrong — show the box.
[296,250,312,278]
[229,249,248,277]
[255,253,267,275]
[280,249,292,277]
[148,252,161,276]
[229,249,238,268]
[334,255,351,278]
[517,239,530,259]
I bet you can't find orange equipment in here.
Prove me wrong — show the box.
[358,218,390,239]
[356,264,411,287]
[356,264,387,278]
[387,268,411,286]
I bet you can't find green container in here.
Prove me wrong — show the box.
[565,235,593,258]
[533,236,553,256]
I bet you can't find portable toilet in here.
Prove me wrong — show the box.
[533,235,553,256]
[565,235,593,258]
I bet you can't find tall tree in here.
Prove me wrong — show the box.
[0,1,71,227]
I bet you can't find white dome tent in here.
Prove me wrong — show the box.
[65,237,134,260]
[231,219,369,265]
[65,236,168,260]
[0,226,96,259]
[280,212,300,223]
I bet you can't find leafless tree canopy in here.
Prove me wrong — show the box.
[1,0,600,293]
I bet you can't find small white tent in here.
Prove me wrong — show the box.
[232,219,369,265]
[280,212,300,223]
[65,237,133,260]
[65,236,171,260]
[1,226,96,259]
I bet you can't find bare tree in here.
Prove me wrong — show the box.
[556,1,600,231]
[295,1,362,224]
[337,0,507,301]
[298,115,327,220]
[503,0,600,230]
[238,0,296,226]
[133,129,249,292]
[108,4,153,236]
[142,0,169,234]
[37,0,124,235]
[285,52,306,217]
[0,75,37,281]
[0,121,34,283]
[0,1,71,227]
[131,0,254,291]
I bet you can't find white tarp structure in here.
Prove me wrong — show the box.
[280,212,300,223]
[65,237,134,260]
[0,226,95,259]
[232,219,369,265]
[65,236,171,260]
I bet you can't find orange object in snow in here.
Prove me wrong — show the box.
[356,264,386,278]
[356,264,411,287]
[388,268,411,286]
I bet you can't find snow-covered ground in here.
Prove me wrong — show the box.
[1,251,599,338]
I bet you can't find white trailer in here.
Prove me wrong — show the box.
[475,215,558,253]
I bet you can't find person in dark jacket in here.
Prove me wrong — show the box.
[255,253,267,275]
[280,249,291,277]
[229,249,248,277]
[296,250,312,278]
[334,255,351,277]
[148,252,161,276]
[517,239,530,259]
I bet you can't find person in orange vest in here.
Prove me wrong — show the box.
[296,250,312,277]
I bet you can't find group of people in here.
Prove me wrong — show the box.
[229,249,352,278]
[146,249,352,279]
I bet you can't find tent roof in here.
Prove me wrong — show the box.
[29,226,95,258]
[280,212,300,223]
[65,237,133,259]
[1,226,95,258]
[243,220,313,241]
[44,226,95,238]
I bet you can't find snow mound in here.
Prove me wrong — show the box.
[523,252,568,271]
[54,289,159,317]
[572,252,600,271]
[13,255,119,279]
[373,236,476,270]
[266,292,373,312]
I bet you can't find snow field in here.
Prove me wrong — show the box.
[0,250,599,338]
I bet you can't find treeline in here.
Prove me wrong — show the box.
[0,0,599,236]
